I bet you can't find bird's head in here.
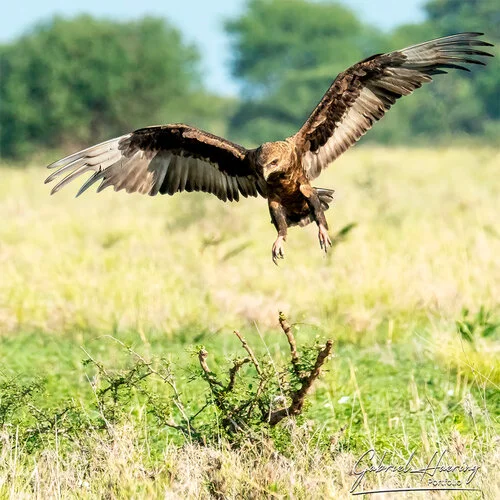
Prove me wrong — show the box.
[257,141,294,181]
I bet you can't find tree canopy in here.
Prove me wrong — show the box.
[0,16,207,158]
[226,0,499,145]
[225,0,386,144]
[0,2,498,160]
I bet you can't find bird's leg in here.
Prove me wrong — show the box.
[269,200,288,264]
[317,223,332,252]
[300,184,332,253]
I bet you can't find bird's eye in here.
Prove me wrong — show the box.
[269,159,279,167]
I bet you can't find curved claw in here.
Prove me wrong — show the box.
[318,225,332,253]
[272,236,286,265]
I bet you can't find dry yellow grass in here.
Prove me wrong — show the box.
[1,423,498,499]
[0,147,499,498]
[2,147,499,371]
[1,147,499,332]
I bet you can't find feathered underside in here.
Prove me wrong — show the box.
[295,32,494,179]
[45,125,267,202]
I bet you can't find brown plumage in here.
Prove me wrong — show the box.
[45,32,493,263]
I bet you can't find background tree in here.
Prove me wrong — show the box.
[0,16,231,159]
[225,0,386,145]
[1,2,498,160]
[424,0,500,122]
[226,0,499,146]
[368,0,500,143]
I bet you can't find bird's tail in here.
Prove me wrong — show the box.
[316,187,335,210]
[291,187,335,227]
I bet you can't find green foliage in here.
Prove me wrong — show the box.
[0,321,333,453]
[226,0,499,145]
[0,377,44,425]
[226,0,385,143]
[0,16,206,158]
[456,306,500,343]
[0,376,91,452]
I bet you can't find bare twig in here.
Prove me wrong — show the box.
[268,340,334,426]
[233,331,269,418]
[233,331,262,376]
[279,312,301,379]
[198,349,211,375]
[226,357,251,392]
[189,402,211,422]
[83,337,195,439]
[198,349,224,389]
[81,346,109,377]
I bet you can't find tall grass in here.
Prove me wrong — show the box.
[2,148,499,334]
[0,147,499,498]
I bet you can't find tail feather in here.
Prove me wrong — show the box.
[316,187,335,210]
[288,187,335,227]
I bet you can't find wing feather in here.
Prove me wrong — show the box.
[45,124,266,202]
[176,155,190,193]
[296,32,493,179]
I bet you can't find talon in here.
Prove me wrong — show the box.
[318,225,332,253]
[272,236,286,264]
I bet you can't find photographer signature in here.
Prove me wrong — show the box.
[350,449,481,495]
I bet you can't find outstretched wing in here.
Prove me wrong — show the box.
[295,32,493,180]
[45,124,267,202]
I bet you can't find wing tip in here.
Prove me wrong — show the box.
[449,31,494,47]
[44,170,62,184]
[75,185,90,198]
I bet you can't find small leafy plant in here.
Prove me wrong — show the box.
[456,306,500,343]
[0,313,334,452]
[193,313,333,439]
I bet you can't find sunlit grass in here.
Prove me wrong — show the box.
[2,147,499,335]
[0,147,499,498]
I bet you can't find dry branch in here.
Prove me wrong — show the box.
[279,311,301,379]
[268,339,334,426]
[234,329,266,416]
[190,316,334,436]
[227,357,251,392]
[198,349,211,375]
[233,330,262,376]
[198,349,224,389]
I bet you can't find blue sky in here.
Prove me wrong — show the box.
[2,1,426,94]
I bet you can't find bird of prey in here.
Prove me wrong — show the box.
[45,32,493,263]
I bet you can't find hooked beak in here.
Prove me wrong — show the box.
[263,166,279,182]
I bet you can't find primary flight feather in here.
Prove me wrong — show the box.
[45,32,493,263]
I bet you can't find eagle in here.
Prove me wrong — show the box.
[45,32,493,263]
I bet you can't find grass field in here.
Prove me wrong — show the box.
[0,147,499,498]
